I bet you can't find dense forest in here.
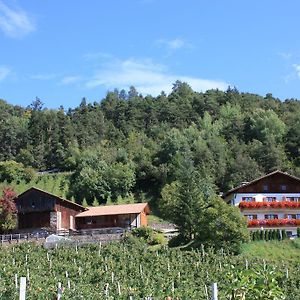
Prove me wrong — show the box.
[0,82,300,207]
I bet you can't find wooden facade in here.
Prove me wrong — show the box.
[75,203,150,230]
[16,187,85,231]
[15,188,150,232]
[224,171,300,199]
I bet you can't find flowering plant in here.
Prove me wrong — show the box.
[248,218,300,227]
[239,201,300,209]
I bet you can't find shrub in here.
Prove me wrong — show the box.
[281,229,287,240]
[276,229,281,240]
[168,234,189,247]
[297,228,300,238]
[132,226,154,241]
[264,230,269,241]
[149,233,167,245]
[271,229,276,240]
[259,230,264,240]
[255,230,260,241]
[0,187,17,233]
[131,226,166,245]
[0,161,35,183]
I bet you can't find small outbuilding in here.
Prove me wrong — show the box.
[15,187,85,231]
[75,203,150,230]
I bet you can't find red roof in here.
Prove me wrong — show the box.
[75,203,150,218]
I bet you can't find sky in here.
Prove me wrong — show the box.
[1,0,300,108]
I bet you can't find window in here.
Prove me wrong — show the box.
[266,197,276,202]
[286,214,296,220]
[242,197,255,202]
[280,184,287,191]
[31,200,35,208]
[286,214,300,219]
[245,215,257,220]
[286,197,300,202]
[86,217,92,225]
[265,214,278,220]
[263,185,269,192]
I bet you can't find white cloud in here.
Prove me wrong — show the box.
[156,38,192,51]
[60,76,82,85]
[30,73,58,80]
[83,52,113,61]
[278,52,292,60]
[0,1,35,38]
[0,65,11,81]
[85,58,229,96]
[293,64,300,79]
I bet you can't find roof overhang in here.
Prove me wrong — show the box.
[75,203,150,218]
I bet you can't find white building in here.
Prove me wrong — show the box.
[223,170,300,236]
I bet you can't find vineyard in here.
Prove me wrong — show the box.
[0,240,299,299]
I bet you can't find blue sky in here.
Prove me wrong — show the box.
[1,0,300,108]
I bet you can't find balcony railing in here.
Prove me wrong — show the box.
[248,218,300,227]
[239,201,300,209]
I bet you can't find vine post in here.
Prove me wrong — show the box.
[19,277,26,300]
[212,282,218,300]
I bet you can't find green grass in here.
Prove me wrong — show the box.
[147,214,168,224]
[241,238,300,263]
[0,173,71,199]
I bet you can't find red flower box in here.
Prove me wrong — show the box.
[248,218,300,227]
[240,201,300,209]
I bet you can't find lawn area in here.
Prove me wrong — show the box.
[241,238,300,263]
[148,214,167,224]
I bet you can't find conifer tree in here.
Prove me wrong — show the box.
[281,229,287,240]
[92,197,99,207]
[82,198,88,208]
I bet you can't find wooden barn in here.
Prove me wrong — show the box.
[75,203,150,230]
[15,187,85,231]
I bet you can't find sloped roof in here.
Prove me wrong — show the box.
[17,187,86,210]
[75,203,150,218]
[223,170,300,198]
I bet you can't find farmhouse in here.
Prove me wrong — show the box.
[223,170,300,236]
[75,203,150,230]
[15,187,150,231]
[15,187,85,231]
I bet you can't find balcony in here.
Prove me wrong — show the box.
[248,218,300,227]
[239,201,300,209]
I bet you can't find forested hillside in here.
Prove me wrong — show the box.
[1,82,300,206]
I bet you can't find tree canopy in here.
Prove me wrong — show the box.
[0,83,299,205]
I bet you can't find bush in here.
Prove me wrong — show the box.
[132,226,154,241]
[297,228,300,238]
[254,231,260,241]
[149,233,166,245]
[123,233,145,247]
[0,161,35,183]
[131,226,166,245]
[259,230,264,240]
[276,229,281,240]
[282,229,288,240]
[168,234,189,247]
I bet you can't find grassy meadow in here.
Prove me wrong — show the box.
[241,238,300,263]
